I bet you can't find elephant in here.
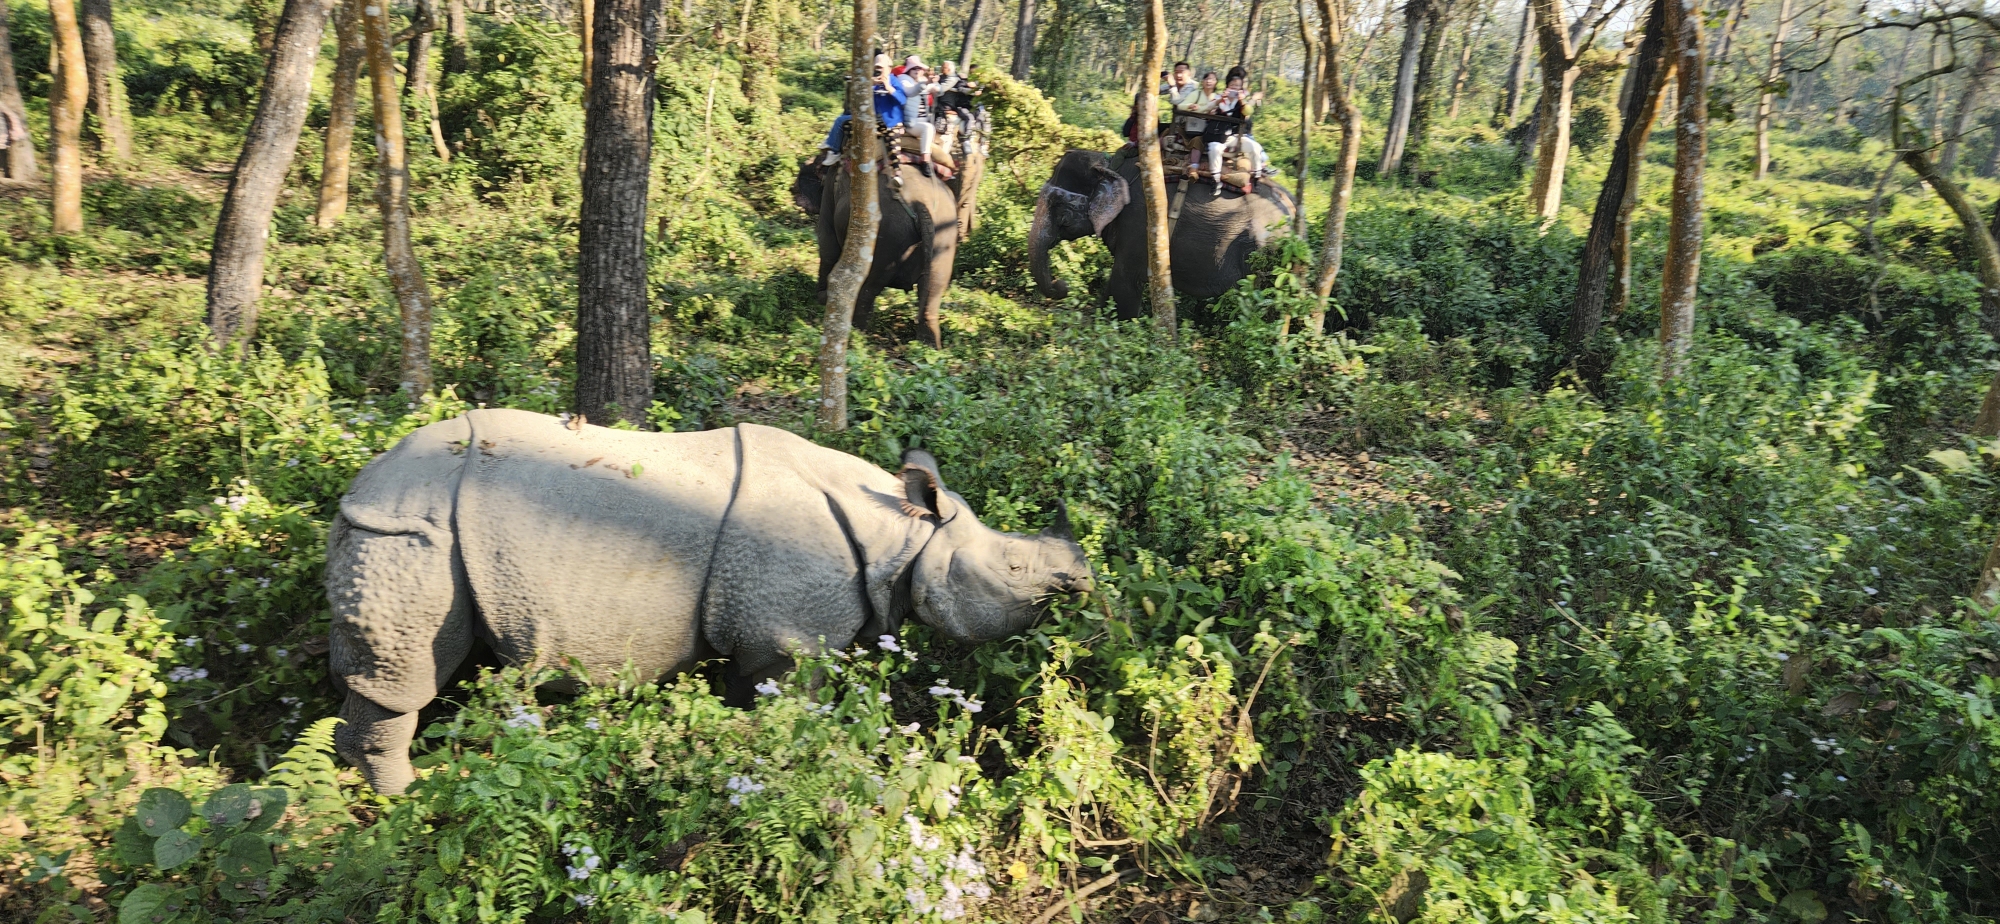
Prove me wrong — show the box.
[790,140,987,349]
[325,408,1090,793]
[1029,147,1298,321]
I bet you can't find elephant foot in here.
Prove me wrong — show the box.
[336,693,421,795]
[814,288,828,305]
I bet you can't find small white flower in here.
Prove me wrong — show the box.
[235,621,249,629]
[878,635,902,653]
[274,648,289,658]
[1863,586,1878,596]
[1775,652,1790,661]
[573,894,596,908]
[584,718,601,730]
[182,636,200,647]
[236,643,253,653]
[504,705,544,729]
[755,679,782,697]
[879,692,893,704]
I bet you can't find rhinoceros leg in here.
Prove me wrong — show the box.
[724,655,794,708]
[336,694,421,794]
[326,511,475,794]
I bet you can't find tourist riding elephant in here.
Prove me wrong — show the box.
[326,408,1089,793]
[791,142,987,348]
[1029,148,1298,320]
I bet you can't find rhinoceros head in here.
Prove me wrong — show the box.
[897,450,1093,643]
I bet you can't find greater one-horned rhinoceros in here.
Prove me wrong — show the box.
[326,408,1091,793]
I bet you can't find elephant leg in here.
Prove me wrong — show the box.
[1106,264,1146,321]
[917,219,949,350]
[336,694,421,795]
[852,285,882,333]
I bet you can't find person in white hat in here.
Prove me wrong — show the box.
[894,57,937,176]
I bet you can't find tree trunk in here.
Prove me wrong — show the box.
[1497,0,1531,123]
[1445,13,1474,118]
[47,0,86,233]
[1940,41,1996,175]
[1402,0,1451,178]
[205,0,336,342]
[1983,121,2000,179]
[364,0,435,395]
[316,0,362,228]
[1657,0,1705,381]
[1239,0,1264,66]
[1750,0,1790,181]
[575,0,659,425]
[1709,0,1742,63]
[1010,0,1035,81]
[1311,0,1359,334]
[1376,0,1426,177]
[1526,0,1573,220]
[1567,0,1666,351]
[817,0,879,431]
[441,0,469,86]
[0,0,41,181]
[79,0,129,160]
[1293,0,1313,238]
[406,0,451,161]
[1139,0,1173,335]
[581,0,594,99]
[957,0,987,70]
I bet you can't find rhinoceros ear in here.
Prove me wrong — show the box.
[1042,500,1076,541]
[899,449,946,519]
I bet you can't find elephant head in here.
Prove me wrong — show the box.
[1029,150,1131,299]
[793,158,827,216]
[898,449,1092,643]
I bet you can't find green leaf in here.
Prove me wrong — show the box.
[113,817,156,867]
[244,788,289,833]
[1926,448,1977,474]
[219,833,274,877]
[203,783,255,828]
[1780,890,1828,923]
[118,883,175,924]
[152,829,201,871]
[135,788,190,836]
[495,763,523,787]
[217,876,262,903]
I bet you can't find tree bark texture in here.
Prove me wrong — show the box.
[1376,0,1426,177]
[79,0,130,160]
[1445,13,1475,119]
[1010,0,1035,81]
[1239,0,1264,66]
[316,0,363,229]
[576,0,660,425]
[1709,0,1742,62]
[405,0,451,161]
[817,0,878,431]
[1139,0,1173,334]
[1940,41,1996,175]
[364,0,435,395]
[581,0,595,99]
[1402,0,1452,178]
[1293,0,1314,238]
[1750,0,1791,181]
[957,0,987,71]
[205,0,336,342]
[1657,0,1706,381]
[442,0,469,85]
[1311,0,1360,336]
[1497,0,1531,124]
[47,0,87,233]
[1526,0,1574,220]
[1567,0,1666,351]
[1608,58,1673,316]
[0,0,40,181]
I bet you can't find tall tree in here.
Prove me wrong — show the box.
[1138,0,1173,334]
[0,0,40,181]
[575,0,661,425]
[817,0,879,431]
[1496,0,1531,123]
[1311,0,1360,334]
[1444,11,1479,118]
[1402,0,1454,177]
[957,0,988,70]
[79,0,130,160]
[1657,0,1706,380]
[1750,0,1792,180]
[441,0,469,86]
[1566,0,1667,351]
[363,0,435,394]
[404,0,450,161]
[315,0,363,229]
[206,0,337,342]
[1293,0,1314,238]
[1940,40,1996,175]
[1524,0,1576,219]
[1011,0,1035,80]
[47,0,87,233]
[1240,0,1266,65]
[1376,0,1429,176]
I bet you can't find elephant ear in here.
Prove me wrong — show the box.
[899,450,951,521]
[1085,164,1130,235]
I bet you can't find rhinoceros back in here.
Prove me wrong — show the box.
[453,408,738,683]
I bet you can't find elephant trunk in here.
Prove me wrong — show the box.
[1029,186,1071,300]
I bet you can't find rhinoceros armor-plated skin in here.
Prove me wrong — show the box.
[326,408,1092,793]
